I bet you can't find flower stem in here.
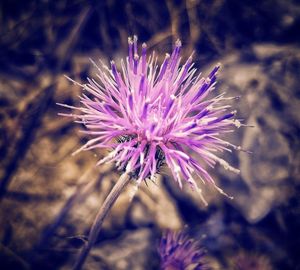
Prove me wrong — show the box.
[72,173,131,270]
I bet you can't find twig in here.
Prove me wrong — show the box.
[0,243,30,270]
[0,84,55,202]
[37,169,108,249]
[0,6,92,202]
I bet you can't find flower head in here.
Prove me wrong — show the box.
[159,230,210,270]
[59,36,241,203]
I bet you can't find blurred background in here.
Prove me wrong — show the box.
[0,0,300,269]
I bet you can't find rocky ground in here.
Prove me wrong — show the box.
[0,0,300,269]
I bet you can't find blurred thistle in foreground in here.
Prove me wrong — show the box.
[159,230,210,270]
[58,36,243,269]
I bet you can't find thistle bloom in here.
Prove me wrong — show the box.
[59,36,243,270]
[59,36,241,203]
[159,230,209,270]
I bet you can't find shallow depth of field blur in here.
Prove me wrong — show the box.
[1,0,300,269]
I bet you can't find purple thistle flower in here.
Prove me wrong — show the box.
[159,230,210,270]
[59,36,242,204]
